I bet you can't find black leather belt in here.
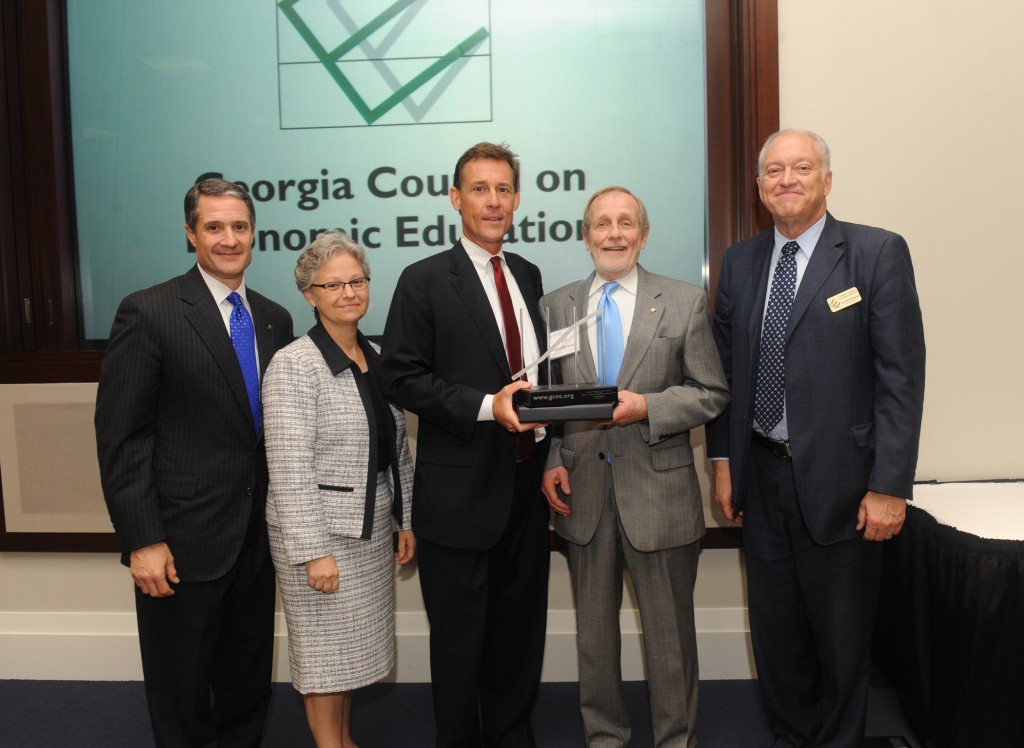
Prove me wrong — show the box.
[752,430,792,458]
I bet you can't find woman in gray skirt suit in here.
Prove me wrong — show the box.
[263,230,415,748]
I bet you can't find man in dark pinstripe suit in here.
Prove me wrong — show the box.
[95,179,293,747]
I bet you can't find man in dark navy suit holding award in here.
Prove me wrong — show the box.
[95,178,293,747]
[379,142,549,747]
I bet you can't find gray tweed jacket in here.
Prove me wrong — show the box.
[264,325,413,566]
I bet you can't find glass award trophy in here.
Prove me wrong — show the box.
[514,307,617,422]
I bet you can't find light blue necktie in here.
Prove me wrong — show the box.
[227,292,260,432]
[598,281,624,387]
[754,241,799,432]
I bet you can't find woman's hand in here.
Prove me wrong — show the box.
[395,529,416,565]
[305,554,340,593]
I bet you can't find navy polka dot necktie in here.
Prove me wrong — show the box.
[754,241,799,432]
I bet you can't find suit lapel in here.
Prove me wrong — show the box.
[506,253,545,356]
[180,267,256,432]
[787,214,844,339]
[746,232,775,369]
[618,266,662,388]
[447,244,511,377]
[249,291,280,375]
[567,275,598,384]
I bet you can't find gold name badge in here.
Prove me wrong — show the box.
[827,287,862,312]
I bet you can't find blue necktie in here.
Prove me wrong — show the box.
[755,241,799,432]
[598,281,624,387]
[227,292,260,432]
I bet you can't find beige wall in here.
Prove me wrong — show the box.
[3,0,1021,682]
[778,0,1024,481]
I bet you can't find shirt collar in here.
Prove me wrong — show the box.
[588,264,640,299]
[461,235,507,275]
[773,213,827,261]
[196,263,248,306]
[307,321,378,376]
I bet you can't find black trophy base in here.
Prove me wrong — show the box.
[514,383,618,422]
[517,402,616,422]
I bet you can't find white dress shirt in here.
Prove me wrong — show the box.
[197,263,260,381]
[460,237,543,439]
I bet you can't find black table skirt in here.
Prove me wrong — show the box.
[874,503,1024,747]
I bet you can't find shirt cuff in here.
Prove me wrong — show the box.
[478,394,495,421]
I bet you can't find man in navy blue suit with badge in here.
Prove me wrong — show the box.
[707,129,925,748]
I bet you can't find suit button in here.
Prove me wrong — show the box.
[598,452,606,461]
[246,487,253,497]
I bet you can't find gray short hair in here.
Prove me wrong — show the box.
[582,186,650,235]
[294,230,371,292]
[757,129,831,180]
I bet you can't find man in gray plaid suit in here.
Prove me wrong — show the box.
[541,186,729,748]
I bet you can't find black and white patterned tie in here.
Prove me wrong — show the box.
[754,241,799,432]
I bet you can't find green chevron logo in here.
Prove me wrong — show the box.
[277,0,491,127]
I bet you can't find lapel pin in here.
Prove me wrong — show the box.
[650,307,656,313]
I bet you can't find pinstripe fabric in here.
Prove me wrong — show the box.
[95,265,294,579]
[94,264,294,746]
